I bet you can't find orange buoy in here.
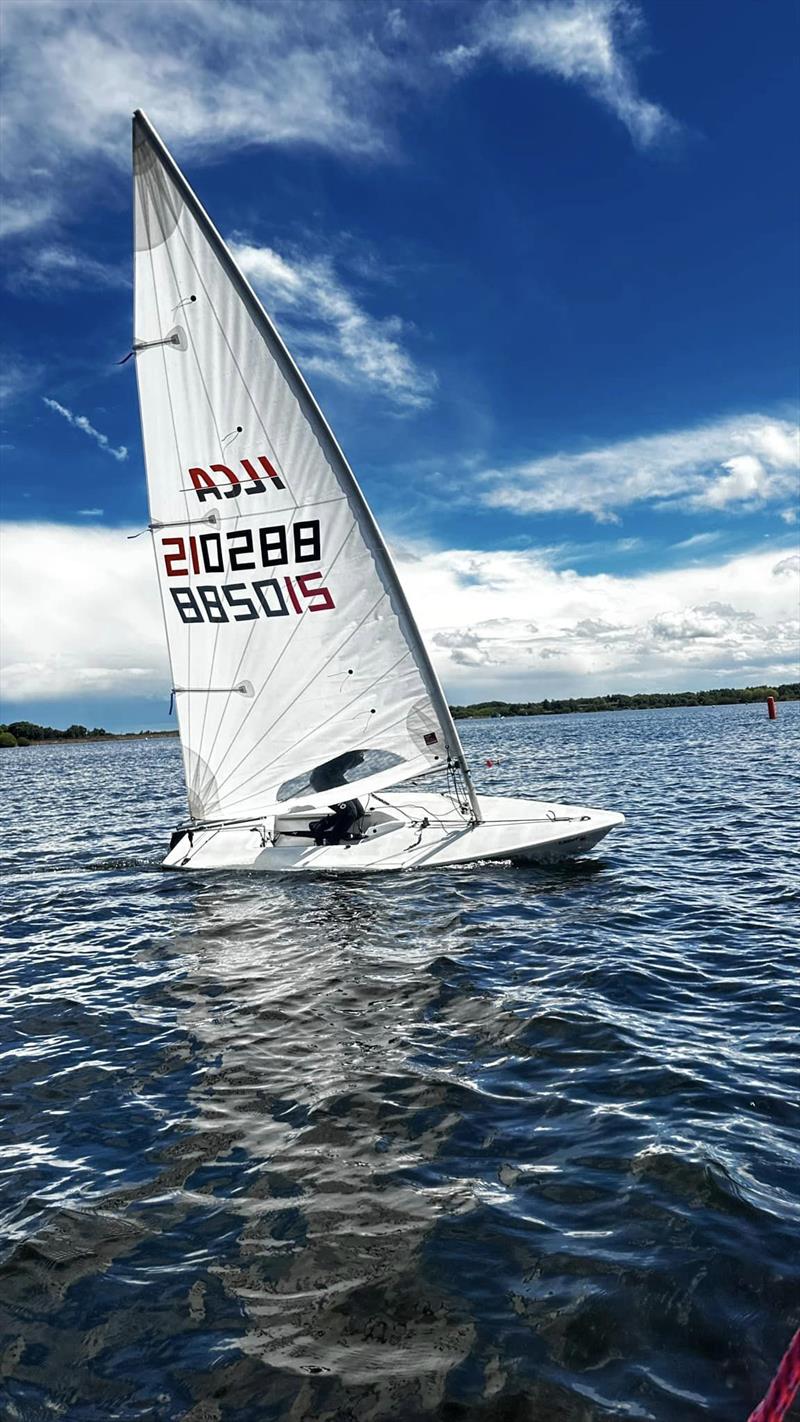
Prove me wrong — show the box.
[767,696,777,720]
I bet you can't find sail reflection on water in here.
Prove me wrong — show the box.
[171,878,480,1398]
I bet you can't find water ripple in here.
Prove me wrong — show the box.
[0,703,798,1419]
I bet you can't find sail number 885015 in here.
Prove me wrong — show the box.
[170,574,334,623]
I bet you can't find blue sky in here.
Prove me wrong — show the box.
[1,0,798,730]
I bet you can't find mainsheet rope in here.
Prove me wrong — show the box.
[748,1328,800,1422]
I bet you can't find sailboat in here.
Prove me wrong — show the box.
[131,110,623,872]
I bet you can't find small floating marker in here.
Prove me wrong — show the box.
[767,695,777,720]
[485,759,494,767]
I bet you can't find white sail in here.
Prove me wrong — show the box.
[132,111,478,824]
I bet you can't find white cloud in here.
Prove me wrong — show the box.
[231,241,434,409]
[444,0,677,149]
[0,524,166,702]
[412,544,800,697]
[1,523,797,705]
[481,414,800,520]
[43,398,128,461]
[697,454,767,509]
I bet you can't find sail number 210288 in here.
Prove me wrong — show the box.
[161,518,335,624]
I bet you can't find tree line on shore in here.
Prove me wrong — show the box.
[0,722,176,748]
[449,683,800,719]
[0,721,109,748]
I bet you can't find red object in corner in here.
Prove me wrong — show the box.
[748,1327,800,1422]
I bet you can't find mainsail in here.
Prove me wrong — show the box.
[132,111,479,824]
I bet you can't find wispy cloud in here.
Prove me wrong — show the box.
[10,245,128,294]
[672,531,721,550]
[0,0,400,239]
[481,414,800,520]
[0,353,43,408]
[0,197,60,240]
[231,241,435,410]
[43,399,128,461]
[444,0,677,149]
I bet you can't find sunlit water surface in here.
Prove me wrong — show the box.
[1,704,799,1421]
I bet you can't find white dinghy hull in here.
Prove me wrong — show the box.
[162,792,624,873]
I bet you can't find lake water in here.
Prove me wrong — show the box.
[1,703,798,1421]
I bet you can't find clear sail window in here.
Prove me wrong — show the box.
[277,748,405,802]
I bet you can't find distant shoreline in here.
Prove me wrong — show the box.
[2,682,797,746]
[451,683,799,719]
[0,726,180,747]
[67,730,180,742]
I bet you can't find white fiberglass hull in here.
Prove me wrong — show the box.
[162,792,624,873]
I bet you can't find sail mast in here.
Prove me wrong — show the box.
[133,110,482,824]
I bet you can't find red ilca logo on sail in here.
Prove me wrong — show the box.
[189,455,285,502]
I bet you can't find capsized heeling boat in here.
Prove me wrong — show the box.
[131,110,623,872]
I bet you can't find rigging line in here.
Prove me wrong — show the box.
[172,492,348,518]
[167,191,301,511]
[446,755,470,816]
[371,794,455,833]
[216,646,415,810]
[207,519,363,791]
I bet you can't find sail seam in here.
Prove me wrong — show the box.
[170,493,348,518]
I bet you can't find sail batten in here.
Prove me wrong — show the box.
[133,109,479,823]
